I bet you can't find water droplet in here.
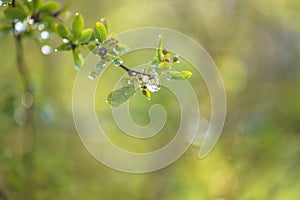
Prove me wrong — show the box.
[28,19,34,25]
[41,45,51,55]
[74,65,80,70]
[75,12,79,16]
[38,24,45,30]
[21,92,34,108]
[62,38,69,43]
[15,22,25,32]
[142,75,149,83]
[28,0,32,2]
[14,107,27,126]
[146,78,160,92]
[41,31,50,40]
[0,1,3,6]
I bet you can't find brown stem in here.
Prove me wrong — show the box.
[119,64,154,79]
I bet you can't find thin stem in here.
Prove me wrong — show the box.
[119,64,154,79]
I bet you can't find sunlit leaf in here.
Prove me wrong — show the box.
[142,88,151,100]
[157,35,163,62]
[55,43,71,51]
[94,21,107,43]
[55,23,72,40]
[106,85,135,107]
[39,1,60,14]
[79,28,93,43]
[72,13,84,41]
[180,71,192,79]
[100,17,108,32]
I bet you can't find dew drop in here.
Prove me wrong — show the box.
[74,65,80,70]
[41,45,52,55]
[28,19,34,25]
[0,1,3,6]
[54,49,58,52]
[13,107,27,126]
[28,0,32,2]
[62,38,69,43]
[38,24,45,30]
[21,92,34,108]
[15,22,25,32]
[41,31,50,40]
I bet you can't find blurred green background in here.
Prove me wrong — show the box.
[1,0,300,199]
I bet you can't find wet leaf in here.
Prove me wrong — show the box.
[162,71,185,80]
[72,48,83,69]
[55,23,72,40]
[121,76,135,86]
[79,28,93,43]
[106,85,135,107]
[87,43,98,54]
[55,43,71,51]
[88,61,106,80]
[94,21,107,43]
[72,13,84,41]
[39,1,60,14]
[100,17,108,32]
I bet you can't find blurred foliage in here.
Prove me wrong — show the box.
[1,0,300,200]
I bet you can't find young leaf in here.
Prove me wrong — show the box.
[55,23,72,40]
[88,61,106,80]
[180,71,192,79]
[157,61,172,71]
[39,1,60,14]
[94,21,107,43]
[106,85,135,107]
[87,43,98,54]
[79,28,93,43]
[55,43,71,52]
[72,13,84,41]
[162,71,185,80]
[157,35,163,62]
[142,88,151,100]
[100,18,108,32]
[72,48,83,69]
[115,44,129,54]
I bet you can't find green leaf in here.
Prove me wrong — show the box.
[157,35,163,62]
[157,61,172,71]
[55,43,71,52]
[55,23,72,40]
[106,85,135,107]
[100,17,108,32]
[72,48,83,69]
[32,0,43,13]
[3,7,27,20]
[162,71,185,80]
[87,43,98,55]
[40,15,56,31]
[94,21,107,43]
[39,1,60,14]
[121,77,135,86]
[115,44,129,54]
[79,28,93,43]
[142,88,151,100]
[72,13,84,41]
[180,71,192,79]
